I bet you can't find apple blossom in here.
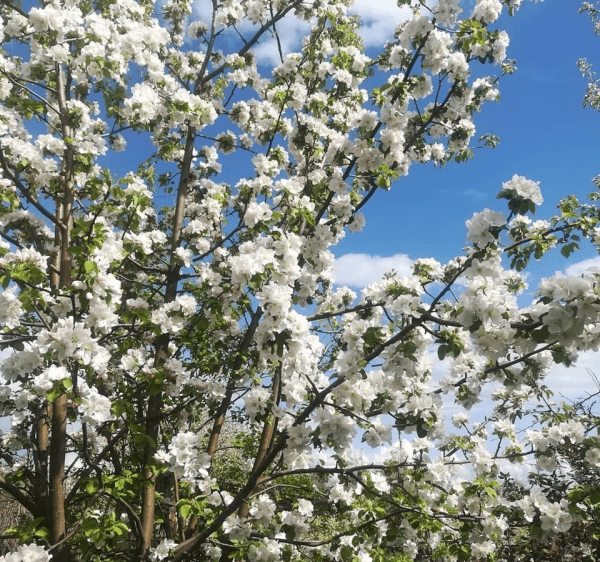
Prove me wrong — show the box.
[0,543,52,562]
[502,173,544,205]
[149,539,178,562]
[2,0,600,561]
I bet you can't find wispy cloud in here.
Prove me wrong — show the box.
[333,252,414,287]
[462,188,488,201]
[544,351,600,403]
[564,255,600,277]
[190,0,416,66]
[349,0,412,47]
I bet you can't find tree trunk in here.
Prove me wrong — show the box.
[49,394,67,544]
[139,124,195,556]
[48,60,74,550]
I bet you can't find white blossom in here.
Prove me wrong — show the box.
[466,209,506,248]
[0,286,23,328]
[502,174,543,205]
[79,386,114,426]
[149,539,177,562]
[0,543,51,562]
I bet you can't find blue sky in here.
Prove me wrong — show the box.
[335,1,600,290]
[336,1,600,284]
[190,0,600,402]
[187,0,600,403]
[324,1,600,407]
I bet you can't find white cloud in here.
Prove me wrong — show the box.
[543,350,600,403]
[189,3,311,67]
[564,255,600,277]
[333,252,414,287]
[250,17,311,67]
[190,0,416,66]
[348,0,412,47]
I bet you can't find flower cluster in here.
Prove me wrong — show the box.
[0,543,51,562]
[3,1,600,562]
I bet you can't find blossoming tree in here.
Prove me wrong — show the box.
[1,0,600,561]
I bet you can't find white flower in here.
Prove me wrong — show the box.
[249,495,276,523]
[111,135,126,152]
[363,418,393,448]
[451,412,469,428]
[251,154,278,177]
[471,540,496,558]
[296,499,313,517]
[466,209,505,248]
[447,52,470,80]
[0,286,23,329]
[80,389,114,425]
[188,21,208,38]
[471,444,493,474]
[35,134,66,155]
[37,318,98,366]
[537,453,557,472]
[243,201,273,227]
[540,500,573,533]
[584,447,600,468]
[2,248,48,273]
[150,295,196,334]
[348,213,365,233]
[501,174,543,205]
[123,83,163,124]
[493,418,514,437]
[247,538,281,562]
[0,543,52,562]
[33,364,69,395]
[155,432,210,482]
[215,130,236,154]
[149,539,177,562]
[244,386,271,420]
[472,0,503,23]
[175,247,192,268]
[493,30,510,64]
[526,429,549,452]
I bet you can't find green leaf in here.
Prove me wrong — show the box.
[589,490,600,505]
[85,479,101,495]
[84,260,98,274]
[47,385,63,403]
[531,325,550,344]
[340,545,354,562]
[179,503,192,519]
[560,242,579,258]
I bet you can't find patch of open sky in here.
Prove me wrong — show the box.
[334,1,600,275]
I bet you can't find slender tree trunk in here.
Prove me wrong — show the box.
[48,61,74,548]
[140,394,163,552]
[140,125,196,556]
[238,365,281,519]
[32,405,49,519]
[206,382,235,458]
[49,394,67,544]
[217,367,281,562]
